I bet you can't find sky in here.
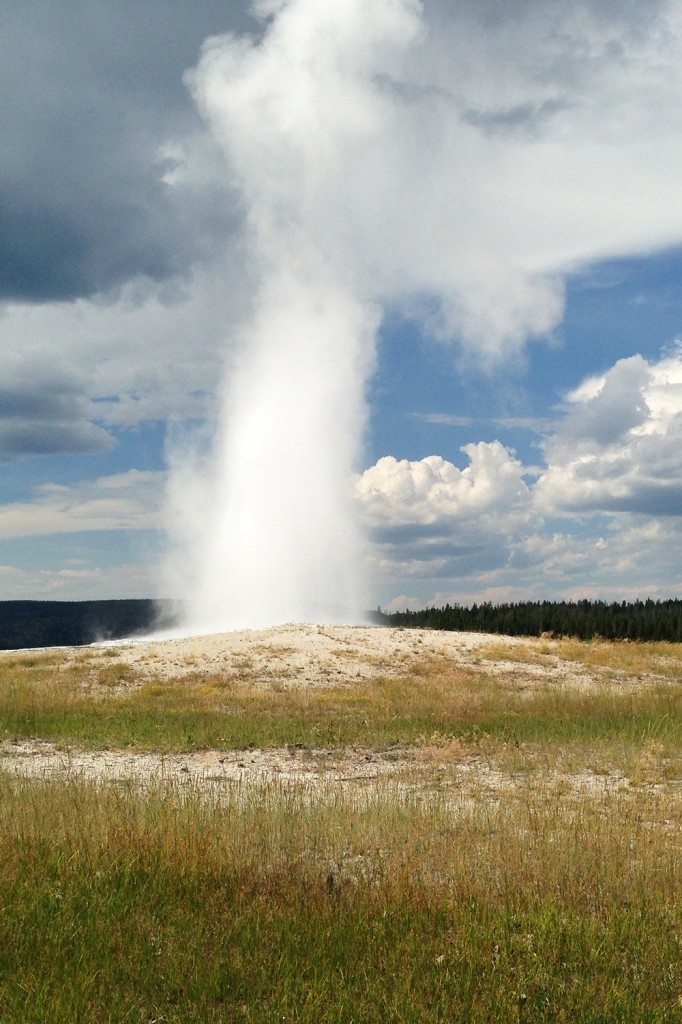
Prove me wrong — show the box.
[0,0,680,611]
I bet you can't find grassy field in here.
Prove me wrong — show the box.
[0,641,679,763]
[0,633,679,1022]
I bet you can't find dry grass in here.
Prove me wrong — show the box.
[0,773,678,1022]
[477,637,682,678]
[0,646,679,765]
[478,641,554,666]
[555,638,681,677]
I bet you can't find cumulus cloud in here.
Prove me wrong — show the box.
[536,346,682,515]
[358,443,530,528]
[360,345,682,606]
[357,443,533,586]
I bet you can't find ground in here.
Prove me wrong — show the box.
[0,625,679,1022]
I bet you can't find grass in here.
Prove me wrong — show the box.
[0,649,679,757]
[0,774,679,1023]
[479,638,682,678]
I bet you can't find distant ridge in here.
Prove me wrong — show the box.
[0,600,178,651]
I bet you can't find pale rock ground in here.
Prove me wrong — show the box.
[75,622,594,691]
[0,735,629,804]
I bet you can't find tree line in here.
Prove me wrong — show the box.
[0,600,176,650]
[374,598,682,642]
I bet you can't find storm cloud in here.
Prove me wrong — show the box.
[0,0,253,303]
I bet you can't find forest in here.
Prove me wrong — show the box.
[377,598,682,642]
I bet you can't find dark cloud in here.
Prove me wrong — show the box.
[370,522,458,545]
[0,382,86,420]
[0,0,255,302]
[462,97,571,137]
[0,379,114,458]
[0,421,114,459]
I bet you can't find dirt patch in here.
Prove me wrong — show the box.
[0,737,639,804]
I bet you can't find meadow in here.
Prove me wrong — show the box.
[0,628,679,1022]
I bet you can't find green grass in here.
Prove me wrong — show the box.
[0,656,679,756]
[0,775,679,1023]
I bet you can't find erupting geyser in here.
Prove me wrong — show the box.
[183,267,378,630]
[171,0,418,630]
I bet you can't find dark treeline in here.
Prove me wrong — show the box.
[375,598,682,642]
[0,600,178,651]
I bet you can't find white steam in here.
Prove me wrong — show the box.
[172,0,411,629]
[179,267,378,629]
[166,0,682,631]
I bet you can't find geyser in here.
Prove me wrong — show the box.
[183,266,379,630]
[172,0,416,630]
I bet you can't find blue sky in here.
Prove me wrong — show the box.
[0,0,680,610]
[370,248,682,466]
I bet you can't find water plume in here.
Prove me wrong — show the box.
[182,265,379,630]
[170,0,414,630]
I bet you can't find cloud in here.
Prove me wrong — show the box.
[356,443,533,586]
[0,258,253,457]
[0,561,161,601]
[536,346,682,514]
[360,345,682,605]
[0,380,115,458]
[379,516,682,610]
[185,0,682,359]
[0,422,114,460]
[358,443,530,528]
[0,470,164,540]
[0,1,254,303]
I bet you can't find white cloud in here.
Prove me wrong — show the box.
[357,443,530,526]
[536,346,682,515]
[360,345,682,607]
[356,442,534,593]
[0,470,164,540]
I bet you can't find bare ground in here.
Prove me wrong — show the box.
[0,736,633,804]
[73,622,602,691]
